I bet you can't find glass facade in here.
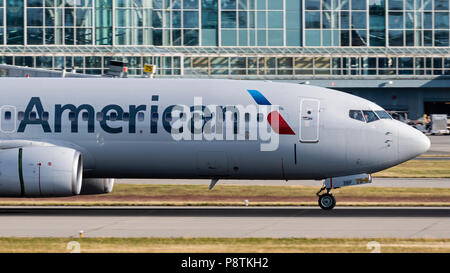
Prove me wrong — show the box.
[0,0,449,78]
[22,0,94,45]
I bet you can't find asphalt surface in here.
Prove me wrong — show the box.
[427,135,450,155]
[0,207,448,238]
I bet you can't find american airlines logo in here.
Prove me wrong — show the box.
[247,89,295,135]
[12,90,294,151]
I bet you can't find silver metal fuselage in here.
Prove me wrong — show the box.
[0,78,430,180]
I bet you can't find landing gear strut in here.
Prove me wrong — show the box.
[316,186,336,210]
[315,174,372,210]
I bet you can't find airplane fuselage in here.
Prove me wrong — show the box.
[0,78,429,180]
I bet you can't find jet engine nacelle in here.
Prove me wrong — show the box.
[80,178,115,195]
[325,173,372,189]
[0,146,83,197]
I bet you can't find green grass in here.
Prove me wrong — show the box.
[113,184,449,197]
[0,184,448,207]
[418,154,450,158]
[374,160,450,178]
[0,237,449,253]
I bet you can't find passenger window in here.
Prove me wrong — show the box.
[349,110,365,122]
[68,112,76,121]
[363,110,379,123]
[137,112,145,121]
[375,110,392,119]
[29,111,37,121]
[82,112,89,121]
[42,112,49,121]
[164,112,172,122]
[96,112,104,121]
[151,113,159,122]
[18,111,25,120]
[4,111,11,120]
[109,112,118,121]
[257,113,264,122]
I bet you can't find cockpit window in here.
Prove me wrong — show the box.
[375,110,392,119]
[363,110,379,123]
[349,110,365,122]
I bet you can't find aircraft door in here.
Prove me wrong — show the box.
[0,106,16,133]
[299,99,320,143]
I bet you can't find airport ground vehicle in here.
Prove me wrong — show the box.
[429,114,450,135]
[388,110,449,135]
[388,111,410,124]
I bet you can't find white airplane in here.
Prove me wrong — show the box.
[0,78,430,209]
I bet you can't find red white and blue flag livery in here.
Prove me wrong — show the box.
[247,89,295,135]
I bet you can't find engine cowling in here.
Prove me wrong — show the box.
[80,178,115,195]
[0,146,83,197]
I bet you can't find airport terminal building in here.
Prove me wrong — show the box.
[0,0,449,118]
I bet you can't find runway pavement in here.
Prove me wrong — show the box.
[117,178,450,188]
[0,207,448,238]
[427,135,450,155]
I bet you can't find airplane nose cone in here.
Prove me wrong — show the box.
[420,133,431,153]
[398,123,431,161]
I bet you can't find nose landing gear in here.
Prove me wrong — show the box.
[316,187,336,210]
[315,173,372,210]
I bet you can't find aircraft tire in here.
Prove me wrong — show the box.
[318,193,336,210]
